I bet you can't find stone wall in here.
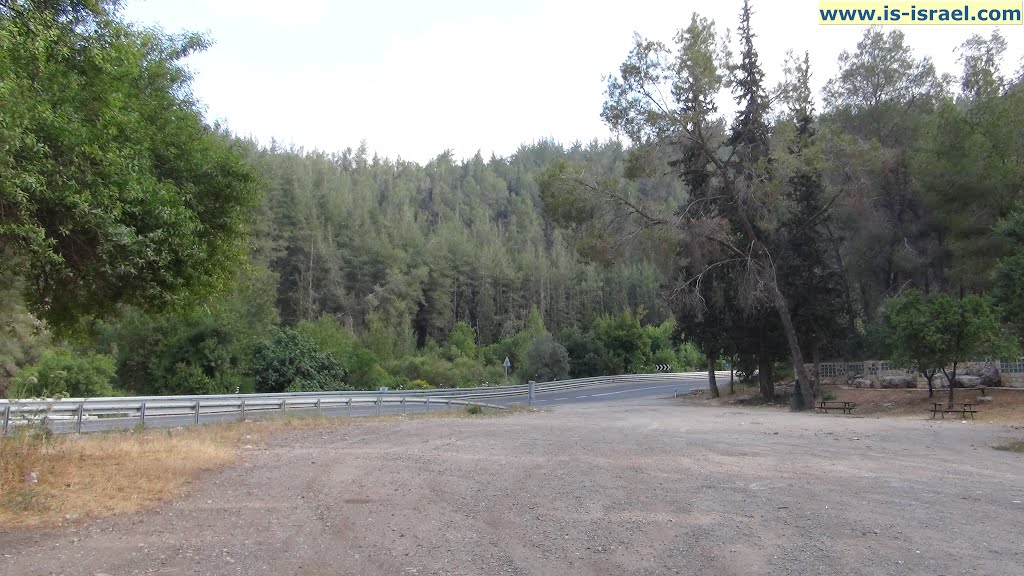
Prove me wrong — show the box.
[807,360,1024,388]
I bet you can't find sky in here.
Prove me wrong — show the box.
[122,0,1024,164]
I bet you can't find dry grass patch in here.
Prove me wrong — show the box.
[2,422,260,528]
[993,441,1024,453]
[0,407,518,528]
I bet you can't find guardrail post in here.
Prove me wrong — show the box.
[347,397,352,417]
[194,401,200,425]
[140,402,147,427]
[529,380,535,407]
[446,398,452,409]
[76,403,84,434]
[240,399,246,422]
[2,405,9,436]
[401,397,406,415]
[376,396,382,416]
[315,398,322,415]
[281,399,287,415]
[424,397,430,412]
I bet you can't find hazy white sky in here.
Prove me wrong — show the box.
[122,0,1023,163]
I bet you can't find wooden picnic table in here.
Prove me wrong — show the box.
[818,400,856,414]
[930,402,977,420]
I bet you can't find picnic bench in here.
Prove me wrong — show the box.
[818,400,856,414]
[930,403,978,420]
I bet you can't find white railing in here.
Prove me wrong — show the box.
[0,372,706,435]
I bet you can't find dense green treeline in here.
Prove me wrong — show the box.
[3,134,703,396]
[247,140,677,341]
[3,1,1024,402]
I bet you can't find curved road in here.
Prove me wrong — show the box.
[26,372,722,434]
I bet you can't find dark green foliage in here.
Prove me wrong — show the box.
[0,1,260,331]
[250,328,347,393]
[558,328,614,378]
[523,333,570,382]
[160,325,244,395]
[10,349,116,398]
[390,354,503,388]
[593,309,652,375]
[445,322,478,360]
[883,289,1014,404]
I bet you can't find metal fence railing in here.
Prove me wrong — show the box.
[1,372,705,435]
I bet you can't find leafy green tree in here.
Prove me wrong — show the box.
[10,349,116,398]
[583,7,824,406]
[594,309,652,374]
[0,1,260,330]
[884,290,1013,406]
[523,333,570,382]
[912,81,1024,291]
[159,324,243,395]
[992,205,1024,342]
[558,328,614,378]
[823,28,945,146]
[958,30,1008,101]
[250,328,347,393]
[445,321,478,360]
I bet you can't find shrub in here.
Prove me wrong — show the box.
[558,328,614,378]
[445,321,477,360]
[250,328,347,393]
[10,349,116,398]
[157,325,242,395]
[404,379,433,390]
[523,333,570,382]
[594,308,652,374]
[675,341,706,371]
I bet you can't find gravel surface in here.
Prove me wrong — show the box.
[2,398,1023,575]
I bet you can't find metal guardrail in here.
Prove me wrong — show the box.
[0,372,707,435]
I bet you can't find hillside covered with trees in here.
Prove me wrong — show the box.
[2,1,1023,406]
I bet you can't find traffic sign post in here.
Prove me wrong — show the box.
[503,356,511,384]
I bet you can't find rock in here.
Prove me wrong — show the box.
[64,514,80,522]
[954,375,983,388]
[964,364,1003,387]
[880,376,916,389]
[977,396,994,402]
[852,378,873,389]
[26,470,38,484]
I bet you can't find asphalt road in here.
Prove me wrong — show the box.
[15,372,724,434]
[521,372,721,406]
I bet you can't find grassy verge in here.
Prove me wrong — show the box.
[993,441,1024,453]
[0,406,521,528]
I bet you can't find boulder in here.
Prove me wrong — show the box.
[852,378,873,389]
[880,375,916,389]
[954,375,983,388]
[964,364,1003,387]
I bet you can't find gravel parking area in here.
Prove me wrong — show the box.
[2,399,1023,575]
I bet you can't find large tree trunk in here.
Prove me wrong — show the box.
[812,342,821,390]
[944,363,959,409]
[925,372,934,398]
[728,194,815,409]
[767,281,815,409]
[707,356,720,398]
[729,357,735,395]
[758,348,773,402]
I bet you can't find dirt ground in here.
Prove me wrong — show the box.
[2,399,1023,576]
[689,384,1024,426]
